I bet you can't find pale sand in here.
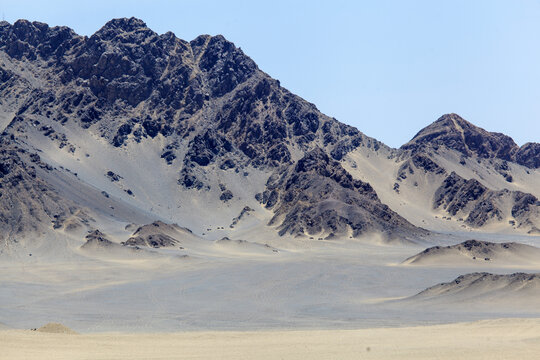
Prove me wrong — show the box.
[1,319,540,360]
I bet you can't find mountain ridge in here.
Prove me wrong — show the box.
[0,18,538,251]
[402,113,539,168]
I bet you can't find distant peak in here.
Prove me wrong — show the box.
[92,17,155,43]
[101,17,147,32]
[402,113,518,161]
[93,17,150,40]
[434,113,468,126]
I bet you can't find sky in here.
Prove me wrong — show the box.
[1,0,539,148]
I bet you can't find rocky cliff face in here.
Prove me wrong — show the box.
[389,113,540,232]
[0,17,425,245]
[433,172,539,229]
[259,148,427,240]
[0,137,87,247]
[0,18,537,248]
[0,18,376,167]
[402,113,539,168]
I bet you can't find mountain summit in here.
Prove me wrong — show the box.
[403,113,539,168]
[0,18,538,254]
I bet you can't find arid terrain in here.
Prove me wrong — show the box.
[0,17,539,359]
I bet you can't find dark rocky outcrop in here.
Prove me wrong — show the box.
[515,142,540,169]
[434,171,539,228]
[81,230,115,248]
[404,239,540,265]
[412,272,540,300]
[0,18,537,244]
[1,17,378,172]
[260,148,428,240]
[0,138,82,244]
[402,113,539,168]
[122,221,188,248]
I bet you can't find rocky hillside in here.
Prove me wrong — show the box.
[402,113,540,168]
[259,147,426,239]
[372,113,540,233]
[412,272,540,302]
[0,137,89,249]
[0,18,537,251]
[0,17,424,247]
[403,239,540,266]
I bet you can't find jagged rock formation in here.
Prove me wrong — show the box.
[0,17,537,250]
[258,148,428,239]
[230,206,254,228]
[0,17,378,172]
[0,17,427,244]
[0,138,85,245]
[434,171,539,228]
[386,113,540,232]
[402,113,540,168]
[515,142,540,169]
[81,230,115,249]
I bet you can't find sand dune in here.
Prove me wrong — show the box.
[407,272,540,312]
[214,237,279,255]
[79,229,175,261]
[2,318,540,360]
[403,239,540,267]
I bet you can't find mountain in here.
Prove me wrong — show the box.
[341,113,539,234]
[402,113,540,167]
[396,114,539,231]
[0,18,538,256]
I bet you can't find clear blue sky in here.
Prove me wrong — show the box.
[1,0,539,147]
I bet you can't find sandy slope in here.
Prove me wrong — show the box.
[1,319,540,360]
[403,240,540,267]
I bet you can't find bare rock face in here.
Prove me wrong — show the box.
[1,17,422,242]
[123,233,178,248]
[0,138,83,245]
[0,17,379,170]
[515,142,540,169]
[434,171,540,229]
[402,113,518,161]
[402,113,539,168]
[259,148,428,240]
[0,17,537,245]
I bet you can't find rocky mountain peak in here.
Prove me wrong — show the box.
[402,113,518,162]
[0,17,536,245]
[0,19,77,60]
[515,142,540,169]
[94,17,150,39]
